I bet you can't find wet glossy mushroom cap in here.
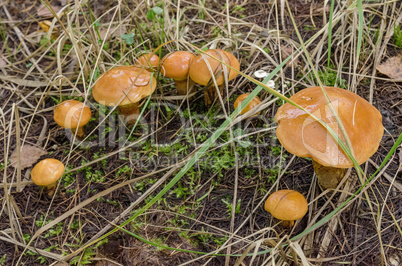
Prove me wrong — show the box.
[274,86,384,168]
[92,66,157,106]
[234,93,262,115]
[136,53,160,70]
[31,159,65,186]
[160,51,195,81]
[53,100,91,129]
[264,190,308,221]
[189,49,240,86]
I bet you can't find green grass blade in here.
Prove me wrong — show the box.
[356,0,364,62]
[327,0,336,68]
[117,226,215,255]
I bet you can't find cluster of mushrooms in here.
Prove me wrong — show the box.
[30,48,384,228]
[30,49,247,196]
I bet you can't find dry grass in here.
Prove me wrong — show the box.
[0,0,402,265]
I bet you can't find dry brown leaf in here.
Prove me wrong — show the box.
[37,4,62,18]
[10,145,47,169]
[398,148,402,172]
[281,45,299,67]
[376,54,402,80]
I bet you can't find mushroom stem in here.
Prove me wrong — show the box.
[204,85,224,105]
[118,103,140,124]
[175,79,194,95]
[45,183,57,197]
[71,127,85,138]
[281,220,294,228]
[312,160,347,189]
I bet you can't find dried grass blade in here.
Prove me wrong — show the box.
[14,105,21,192]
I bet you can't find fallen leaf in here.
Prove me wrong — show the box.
[398,148,402,172]
[281,45,299,67]
[37,4,62,18]
[376,54,402,80]
[10,145,47,169]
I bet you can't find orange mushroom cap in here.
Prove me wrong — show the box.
[31,159,65,186]
[160,51,195,81]
[274,86,384,168]
[53,100,91,129]
[189,49,240,86]
[136,53,160,71]
[92,66,157,106]
[234,93,262,115]
[264,190,308,222]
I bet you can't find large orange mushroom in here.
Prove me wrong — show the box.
[160,51,195,95]
[92,66,157,124]
[189,49,240,105]
[275,86,384,189]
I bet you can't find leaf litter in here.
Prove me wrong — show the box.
[10,145,47,169]
[376,54,402,80]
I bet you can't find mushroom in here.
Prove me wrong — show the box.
[275,86,384,189]
[31,158,65,197]
[92,66,157,124]
[53,100,92,138]
[264,189,308,227]
[136,53,160,71]
[234,93,262,116]
[160,51,195,95]
[189,49,240,105]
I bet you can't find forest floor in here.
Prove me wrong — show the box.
[0,0,402,265]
